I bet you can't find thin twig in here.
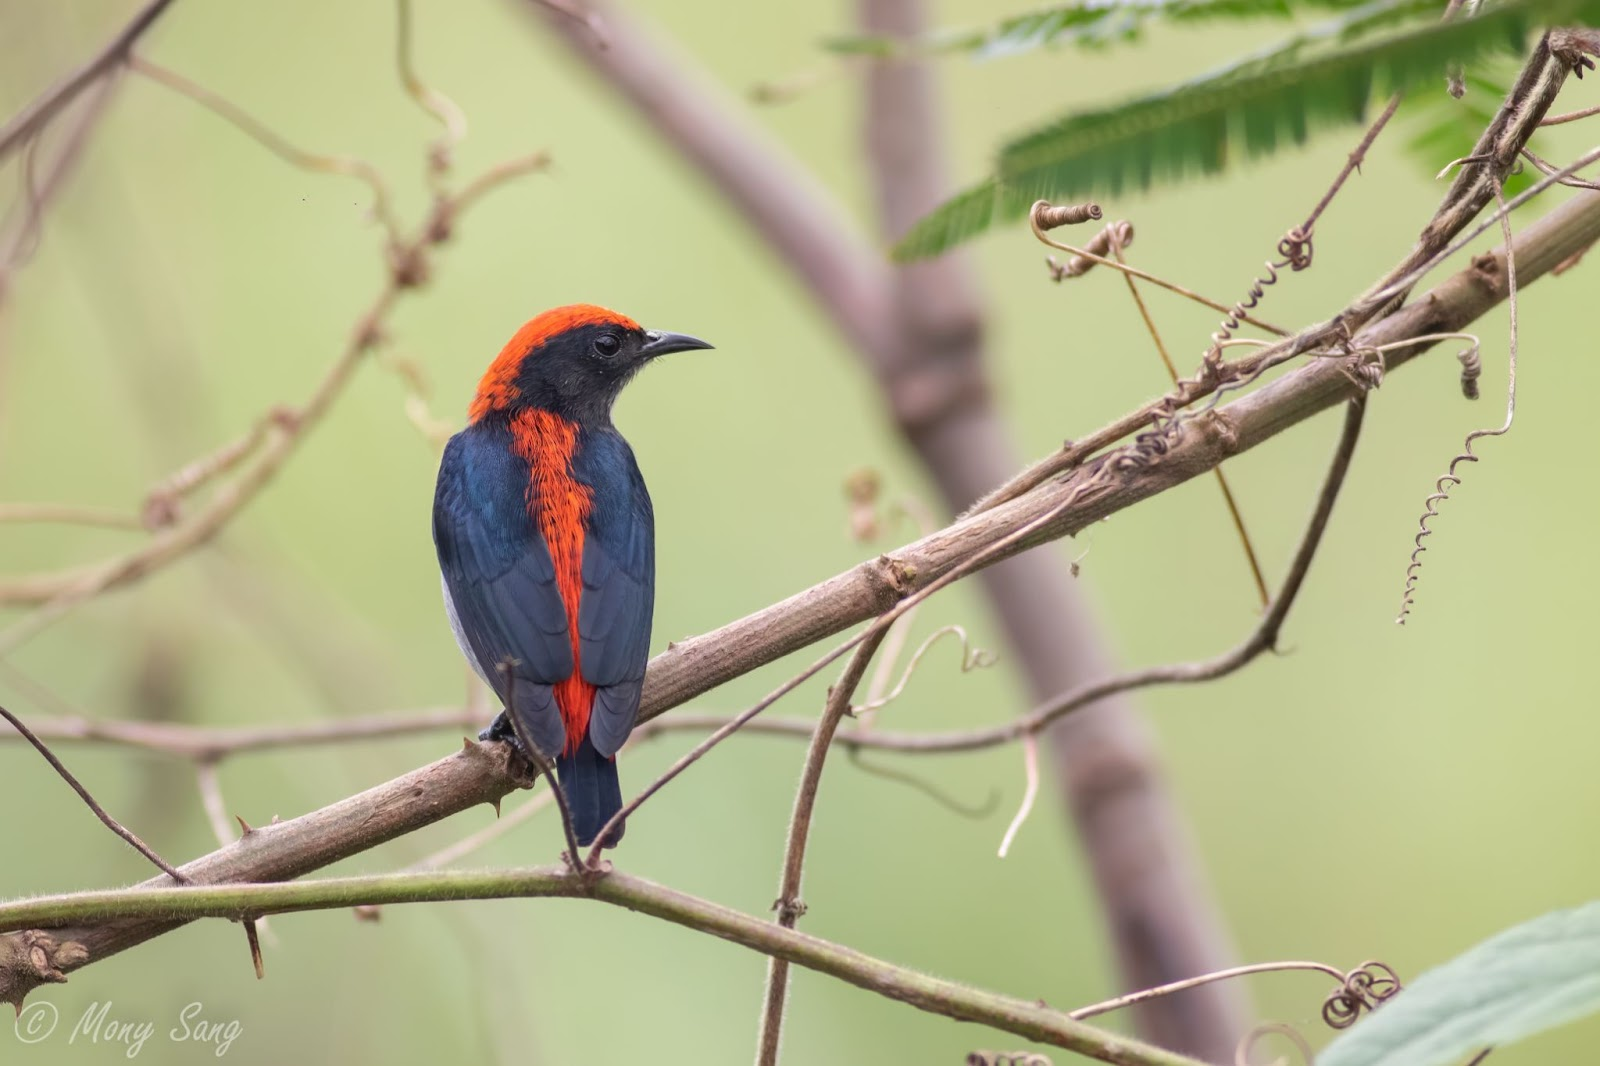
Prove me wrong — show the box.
[0,706,481,759]
[996,733,1039,858]
[1297,95,1402,236]
[394,0,467,188]
[0,153,548,627]
[1029,211,1287,336]
[1068,961,1347,1020]
[757,630,888,1066]
[0,702,186,882]
[0,67,123,288]
[838,398,1368,755]
[583,474,1114,866]
[1539,102,1600,125]
[127,56,404,249]
[0,0,175,164]
[0,503,143,529]
[1109,234,1269,608]
[1520,147,1600,191]
[852,624,994,715]
[194,761,235,848]
[973,144,1600,520]
[416,792,554,870]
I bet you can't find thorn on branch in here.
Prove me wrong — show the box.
[242,920,265,980]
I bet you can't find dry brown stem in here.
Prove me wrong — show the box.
[0,0,175,164]
[756,630,888,1065]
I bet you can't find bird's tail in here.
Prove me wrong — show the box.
[556,735,625,849]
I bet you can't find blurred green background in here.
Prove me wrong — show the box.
[3,1,1597,1063]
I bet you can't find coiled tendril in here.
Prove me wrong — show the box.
[1204,228,1315,371]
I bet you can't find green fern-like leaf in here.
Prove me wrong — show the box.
[825,0,1370,60]
[1403,70,1534,194]
[889,179,1063,262]
[894,0,1596,260]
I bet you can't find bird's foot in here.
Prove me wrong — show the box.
[480,712,542,788]
[480,711,535,760]
[478,710,516,745]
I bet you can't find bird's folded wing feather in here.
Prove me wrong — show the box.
[433,431,571,759]
[576,437,655,758]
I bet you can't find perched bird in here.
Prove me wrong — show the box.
[432,305,712,848]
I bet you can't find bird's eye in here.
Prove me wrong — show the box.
[592,332,621,357]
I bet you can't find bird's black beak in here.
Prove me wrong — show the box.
[639,330,714,359]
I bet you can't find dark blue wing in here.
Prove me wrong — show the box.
[433,425,570,759]
[574,428,655,758]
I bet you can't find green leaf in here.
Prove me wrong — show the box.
[995,0,1545,198]
[1320,902,1600,1066]
[894,0,1597,259]
[1403,70,1533,195]
[889,179,1063,261]
[823,0,1365,60]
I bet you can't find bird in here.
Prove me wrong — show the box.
[431,304,712,849]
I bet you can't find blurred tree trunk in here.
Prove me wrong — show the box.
[856,3,1247,1058]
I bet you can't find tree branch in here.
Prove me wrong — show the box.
[0,704,185,882]
[0,867,1210,1066]
[0,705,482,760]
[757,630,889,1065]
[0,740,521,1009]
[0,0,175,164]
[625,188,1600,733]
[3,186,1589,1014]
[0,152,548,622]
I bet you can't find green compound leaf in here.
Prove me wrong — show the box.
[1321,902,1600,1066]
[893,0,1596,259]
[825,0,1374,60]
